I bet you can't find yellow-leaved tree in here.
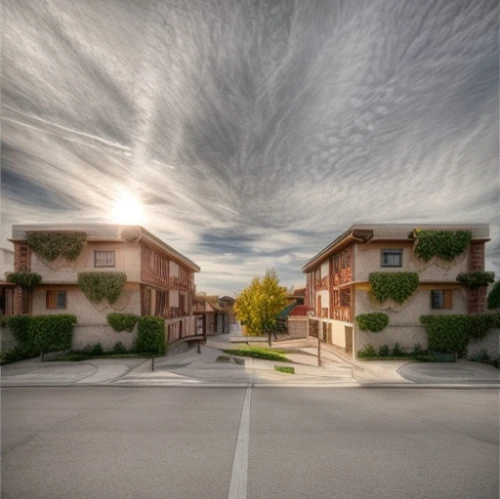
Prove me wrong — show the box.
[234,269,288,336]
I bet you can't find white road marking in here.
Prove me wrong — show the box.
[228,387,252,499]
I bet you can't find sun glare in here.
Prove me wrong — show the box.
[111,191,145,224]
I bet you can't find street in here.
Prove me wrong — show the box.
[1,387,498,499]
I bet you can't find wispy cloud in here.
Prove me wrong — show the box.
[1,0,498,295]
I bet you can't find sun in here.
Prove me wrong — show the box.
[110,191,145,224]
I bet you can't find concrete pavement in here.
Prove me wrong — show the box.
[2,386,498,499]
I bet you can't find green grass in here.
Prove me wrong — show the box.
[274,365,295,374]
[223,346,290,362]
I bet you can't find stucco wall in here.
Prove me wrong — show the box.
[354,242,470,282]
[356,325,429,353]
[30,242,142,283]
[72,324,138,351]
[467,329,499,360]
[317,290,329,316]
[320,261,329,278]
[32,289,141,323]
[287,318,308,338]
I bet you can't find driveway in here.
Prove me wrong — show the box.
[397,360,500,384]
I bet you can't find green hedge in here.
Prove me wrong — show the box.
[356,313,389,332]
[369,272,419,304]
[6,314,77,355]
[78,272,127,304]
[27,231,87,261]
[420,314,500,355]
[6,272,42,288]
[488,282,500,310]
[413,229,471,262]
[135,316,166,355]
[107,313,139,332]
[456,271,495,289]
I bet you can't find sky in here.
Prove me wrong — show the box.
[1,0,499,295]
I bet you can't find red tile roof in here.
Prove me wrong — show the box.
[289,305,313,316]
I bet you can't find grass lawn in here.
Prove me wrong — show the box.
[274,365,295,374]
[222,346,291,362]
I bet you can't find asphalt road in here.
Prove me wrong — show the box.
[1,387,498,499]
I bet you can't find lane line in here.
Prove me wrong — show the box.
[228,387,252,499]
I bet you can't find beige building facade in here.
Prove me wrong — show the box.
[303,224,493,358]
[4,224,200,351]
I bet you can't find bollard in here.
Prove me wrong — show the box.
[41,350,44,362]
[317,335,322,367]
[268,332,272,348]
[152,356,155,371]
[197,340,201,354]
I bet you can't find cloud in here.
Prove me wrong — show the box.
[1,0,499,294]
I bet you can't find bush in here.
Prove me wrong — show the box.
[6,272,42,288]
[392,342,406,356]
[456,271,495,289]
[470,349,490,363]
[7,315,36,355]
[30,315,77,353]
[223,347,289,362]
[107,313,139,332]
[90,343,104,356]
[135,316,166,355]
[112,341,128,354]
[78,272,127,304]
[413,229,471,262]
[410,343,424,357]
[488,282,500,310]
[274,365,295,374]
[369,272,419,304]
[0,315,7,328]
[27,231,87,261]
[378,344,390,357]
[356,313,389,332]
[0,346,39,365]
[414,353,436,362]
[358,344,377,359]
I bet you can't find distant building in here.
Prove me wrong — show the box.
[4,224,200,350]
[193,294,233,335]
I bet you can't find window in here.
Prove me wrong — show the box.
[381,249,403,267]
[95,250,115,267]
[431,290,453,310]
[46,291,66,309]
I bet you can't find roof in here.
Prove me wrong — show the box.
[289,305,314,317]
[10,223,200,273]
[292,287,306,297]
[205,295,225,312]
[277,302,297,319]
[302,223,490,272]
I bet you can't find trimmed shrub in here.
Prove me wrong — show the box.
[356,313,389,332]
[413,229,471,262]
[27,231,87,262]
[0,315,7,328]
[392,342,406,356]
[410,343,424,357]
[107,313,139,332]
[223,347,289,362]
[488,282,500,310]
[90,343,104,356]
[78,272,127,304]
[135,316,166,355]
[274,365,295,374]
[369,272,419,304]
[357,344,377,359]
[6,272,42,288]
[420,315,471,356]
[31,315,77,353]
[112,341,128,354]
[456,271,495,289]
[7,315,37,355]
[378,344,390,357]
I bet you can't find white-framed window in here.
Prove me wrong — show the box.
[381,249,403,267]
[94,250,115,268]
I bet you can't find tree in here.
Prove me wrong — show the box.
[234,269,288,336]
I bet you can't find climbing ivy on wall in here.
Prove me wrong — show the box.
[369,272,419,304]
[413,229,471,262]
[26,231,87,262]
[488,282,500,310]
[456,271,495,289]
[78,272,127,304]
[7,272,42,288]
[356,313,389,332]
